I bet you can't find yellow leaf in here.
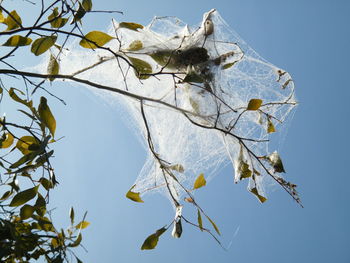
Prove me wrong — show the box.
[47,7,68,28]
[16,136,40,155]
[38,97,56,137]
[250,187,267,203]
[247,99,262,111]
[31,35,57,56]
[127,40,143,51]
[127,56,152,79]
[20,204,34,220]
[267,119,276,133]
[82,0,93,11]
[206,215,221,235]
[119,22,144,31]
[47,55,59,81]
[51,238,59,248]
[0,133,14,148]
[4,10,22,31]
[126,185,144,203]
[193,173,206,190]
[2,35,32,47]
[79,31,114,49]
[0,10,4,23]
[75,220,90,229]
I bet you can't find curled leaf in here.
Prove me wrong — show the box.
[267,118,276,133]
[266,151,285,173]
[47,55,59,81]
[126,185,144,203]
[250,187,267,203]
[0,133,14,149]
[38,97,56,137]
[16,136,40,155]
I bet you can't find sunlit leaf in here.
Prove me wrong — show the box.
[20,204,34,220]
[141,226,167,250]
[9,185,39,207]
[2,35,32,46]
[79,31,114,49]
[16,136,40,155]
[48,7,68,28]
[222,62,235,70]
[68,233,82,247]
[31,35,57,56]
[4,10,22,31]
[0,133,14,148]
[267,118,276,133]
[8,87,33,108]
[247,99,262,111]
[127,40,143,51]
[75,221,90,229]
[38,97,56,137]
[193,173,206,189]
[197,209,203,231]
[126,185,144,203]
[119,22,144,31]
[169,164,184,173]
[266,151,285,173]
[250,187,267,203]
[51,238,59,248]
[82,0,93,11]
[127,56,152,79]
[0,10,4,23]
[206,215,221,235]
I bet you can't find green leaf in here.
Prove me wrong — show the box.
[183,72,204,83]
[126,185,144,203]
[69,233,82,247]
[47,55,59,81]
[36,150,54,166]
[127,40,143,51]
[31,35,57,56]
[72,3,86,23]
[169,164,184,173]
[206,215,221,235]
[119,22,144,31]
[4,10,22,31]
[82,0,93,11]
[70,207,75,224]
[20,204,35,220]
[38,97,56,137]
[79,31,114,49]
[48,8,68,28]
[39,177,53,191]
[250,187,267,203]
[16,136,40,155]
[0,190,12,201]
[266,151,285,173]
[75,221,90,229]
[247,99,262,111]
[127,56,152,79]
[197,209,203,231]
[222,62,235,70]
[0,133,14,148]
[141,226,167,250]
[10,151,40,169]
[193,173,206,190]
[267,118,276,133]
[9,185,39,207]
[34,193,46,217]
[2,35,32,46]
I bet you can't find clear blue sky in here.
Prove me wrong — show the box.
[1,1,350,262]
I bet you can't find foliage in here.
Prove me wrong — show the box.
[0,0,300,261]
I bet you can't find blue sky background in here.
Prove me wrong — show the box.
[1,0,350,262]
